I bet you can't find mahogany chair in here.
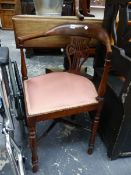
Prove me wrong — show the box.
[18,23,112,172]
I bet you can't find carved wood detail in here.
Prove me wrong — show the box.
[66,37,91,74]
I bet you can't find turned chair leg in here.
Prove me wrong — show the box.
[88,103,103,154]
[28,122,38,172]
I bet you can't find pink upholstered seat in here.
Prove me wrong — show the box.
[24,72,98,117]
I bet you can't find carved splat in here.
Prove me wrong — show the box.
[66,37,91,74]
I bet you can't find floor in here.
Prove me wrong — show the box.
[0,29,131,175]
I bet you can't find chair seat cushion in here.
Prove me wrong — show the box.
[24,72,98,116]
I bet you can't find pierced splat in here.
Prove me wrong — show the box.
[66,37,91,74]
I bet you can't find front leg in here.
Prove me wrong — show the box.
[28,121,38,172]
[88,101,103,154]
